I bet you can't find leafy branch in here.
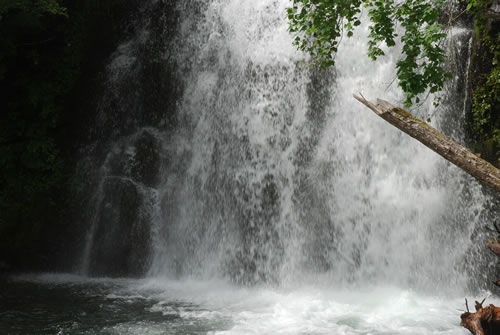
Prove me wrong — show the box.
[287,0,475,107]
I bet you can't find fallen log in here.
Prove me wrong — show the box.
[353,95,500,193]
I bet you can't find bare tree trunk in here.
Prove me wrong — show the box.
[353,95,500,193]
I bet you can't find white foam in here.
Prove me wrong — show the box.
[135,277,483,335]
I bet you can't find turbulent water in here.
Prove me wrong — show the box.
[3,273,500,334]
[7,0,500,334]
[126,0,495,289]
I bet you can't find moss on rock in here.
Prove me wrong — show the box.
[467,1,500,167]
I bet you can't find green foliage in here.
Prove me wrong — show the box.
[287,0,500,166]
[469,1,500,165]
[0,0,67,21]
[466,0,478,11]
[472,63,500,134]
[287,0,458,106]
[287,0,364,68]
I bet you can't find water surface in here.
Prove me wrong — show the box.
[2,274,489,334]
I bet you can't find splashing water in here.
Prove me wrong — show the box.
[5,273,500,334]
[43,0,500,334]
[142,0,496,291]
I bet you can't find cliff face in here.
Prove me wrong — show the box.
[0,0,140,273]
[66,0,184,277]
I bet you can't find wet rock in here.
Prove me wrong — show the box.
[0,261,11,274]
[89,177,151,277]
[130,130,161,187]
[106,129,161,187]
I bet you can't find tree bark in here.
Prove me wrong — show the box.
[353,95,500,193]
[460,304,500,335]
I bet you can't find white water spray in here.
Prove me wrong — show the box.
[135,0,496,295]
[73,0,500,297]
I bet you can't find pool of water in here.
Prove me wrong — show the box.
[1,273,491,334]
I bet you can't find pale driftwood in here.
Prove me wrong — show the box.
[353,95,500,193]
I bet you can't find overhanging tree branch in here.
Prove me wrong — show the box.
[353,94,500,193]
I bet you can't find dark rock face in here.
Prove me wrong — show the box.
[68,1,180,277]
[87,0,182,144]
[88,178,151,277]
[130,131,162,187]
[106,130,162,187]
[86,129,162,277]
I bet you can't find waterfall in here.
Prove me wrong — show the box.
[76,0,499,294]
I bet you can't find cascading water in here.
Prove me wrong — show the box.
[117,0,496,291]
[42,0,500,333]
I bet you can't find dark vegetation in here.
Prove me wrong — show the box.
[467,1,500,167]
[0,0,136,271]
